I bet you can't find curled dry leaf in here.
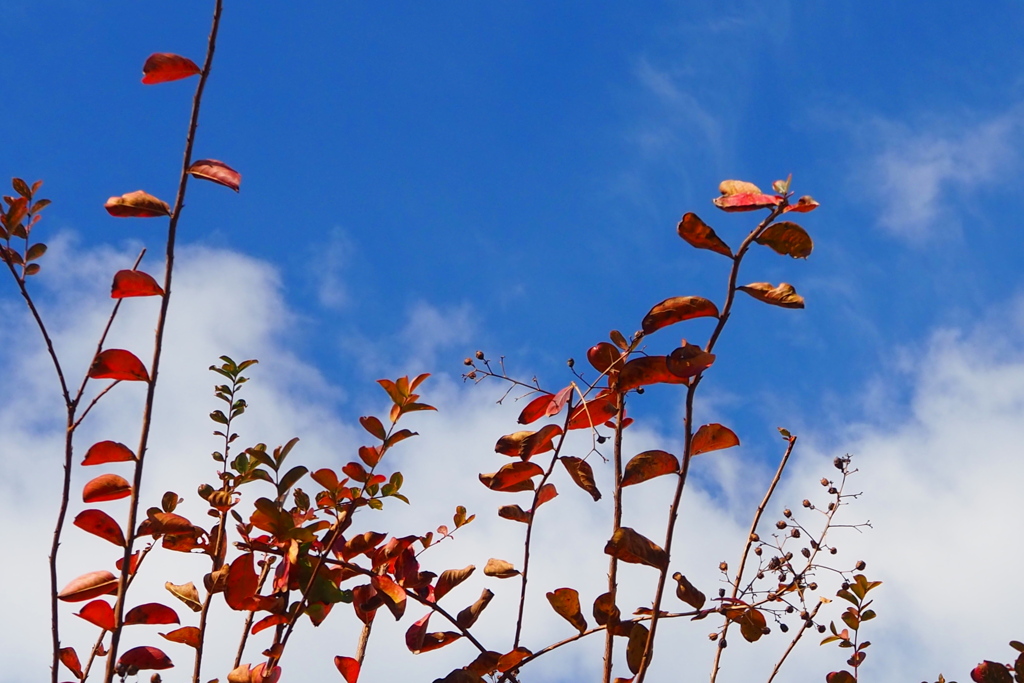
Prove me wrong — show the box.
[81,440,135,466]
[713,180,782,212]
[58,571,119,603]
[188,159,241,192]
[691,423,740,456]
[546,587,587,633]
[755,221,813,258]
[641,296,719,335]
[626,622,650,674]
[621,450,679,487]
[559,456,601,501]
[784,195,820,213]
[82,473,132,503]
[160,626,201,649]
[494,424,562,460]
[111,269,164,298]
[497,504,531,524]
[672,572,706,609]
[124,602,180,626]
[592,592,621,627]
[334,656,360,683]
[604,527,669,570]
[456,588,494,629]
[88,349,150,381]
[76,599,115,630]
[737,282,805,309]
[74,509,126,546]
[104,190,171,217]
[142,53,201,84]
[677,212,733,257]
[483,558,520,579]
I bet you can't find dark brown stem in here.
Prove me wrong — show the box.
[765,601,823,683]
[710,435,797,683]
[104,3,223,680]
[602,392,626,683]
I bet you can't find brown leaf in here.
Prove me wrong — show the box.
[82,473,132,503]
[124,602,180,626]
[75,599,115,630]
[784,195,820,213]
[826,672,856,683]
[483,558,520,579]
[604,527,668,570]
[641,296,719,335]
[755,221,813,258]
[671,572,706,609]
[677,212,732,257]
[592,592,621,627]
[142,53,201,84]
[691,423,740,456]
[456,588,494,629]
[618,356,690,393]
[559,456,601,501]
[479,461,543,493]
[81,440,135,466]
[59,647,83,679]
[466,651,503,676]
[188,159,241,192]
[497,505,531,523]
[405,612,462,654]
[88,349,150,381]
[494,424,562,460]
[117,645,173,670]
[626,622,650,674]
[737,282,805,309]
[165,582,203,613]
[545,587,587,633]
[666,342,716,379]
[74,509,126,546]
[725,606,767,642]
[435,565,475,601]
[621,450,679,487]
[496,647,532,673]
[160,626,201,649]
[104,190,171,217]
[111,269,164,298]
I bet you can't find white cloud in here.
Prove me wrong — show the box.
[861,107,1024,242]
[2,240,1023,683]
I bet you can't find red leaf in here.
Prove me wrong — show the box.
[251,614,289,635]
[74,509,126,546]
[691,424,740,455]
[224,553,258,611]
[82,440,135,465]
[111,270,164,298]
[334,656,360,683]
[88,349,150,381]
[82,473,132,503]
[141,53,201,84]
[666,343,716,380]
[517,393,554,425]
[479,461,543,493]
[358,415,387,441]
[187,159,241,192]
[118,645,173,670]
[618,356,690,392]
[567,391,618,430]
[495,424,562,459]
[641,296,719,335]
[76,599,115,630]
[124,602,180,626]
[784,195,819,213]
[621,450,679,487]
[535,483,558,508]
[712,180,782,212]
[58,571,119,602]
[59,647,83,679]
[371,574,407,620]
[104,190,171,217]
[587,342,623,374]
[160,626,201,649]
[342,461,369,483]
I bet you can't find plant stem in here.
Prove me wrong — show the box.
[602,392,626,683]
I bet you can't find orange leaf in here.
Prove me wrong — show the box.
[496,648,533,673]
[405,612,463,654]
[618,356,690,392]
[73,509,126,546]
[737,282,805,309]
[58,570,119,602]
[111,270,164,298]
[559,456,601,501]
[546,587,587,633]
[666,343,715,380]
[358,415,387,441]
[224,553,258,611]
[784,195,819,213]
[188,159,241,192]
[592,592,621,627]
[621,450,679,487]
[371,574,407,620]
[672,572,706,609]
[587,342,624,374]
[104,190,171,217]
[334,656,360,683]
[676,213,732,257]
[642,296,719,335]
[251,614,289,635]
[76,599,115,630]
[567,391,618,431]
[535,483,558,508]
[483,558,519,578]
[160,626,201,648]
[495,424,562,460]
[691,423,740,456]
[59,647,83,679]
[118,645,173,670]
[142,53,201,84]
[82,440,135,465]
[124,602,180,626]
[82,473,131,503]
[479,461,543,493]
[604,527,668,570]
[755,221,813,259]
[826,672,856,683]
[89,349,150,381]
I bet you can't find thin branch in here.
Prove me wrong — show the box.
[602,392,626,683]
[765,601,823,683]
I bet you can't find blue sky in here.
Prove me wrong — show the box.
[3,3,1024,683]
